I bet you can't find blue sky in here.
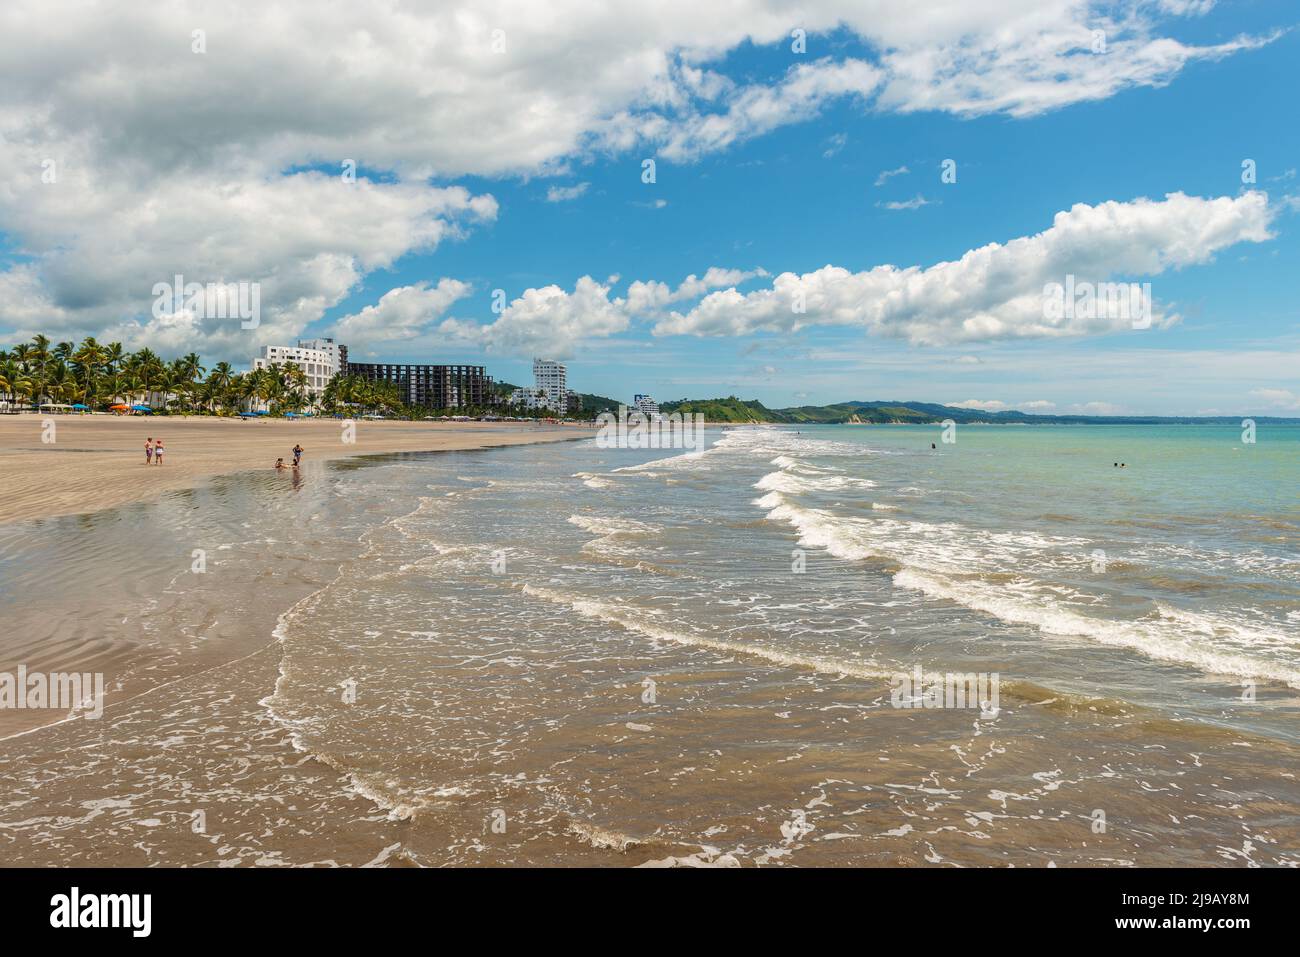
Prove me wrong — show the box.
[2,1,1298,414]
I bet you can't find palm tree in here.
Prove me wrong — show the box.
[71,338,105,407]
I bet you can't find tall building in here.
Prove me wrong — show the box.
[298,337,347,372]
[346,362,493,410]
[532,358,567,410]
[252,338,344,400]
[633,394,659,415]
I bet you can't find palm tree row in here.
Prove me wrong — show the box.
[0,335,409,416]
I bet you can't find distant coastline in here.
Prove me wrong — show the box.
[659,395,1300,426]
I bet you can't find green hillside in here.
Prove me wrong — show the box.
[654,397,1300,425]
[659,396,787,422]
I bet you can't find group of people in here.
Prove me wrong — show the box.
[275,444,304,470]
[143,437,165,464]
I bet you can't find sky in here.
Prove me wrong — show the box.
[1,0,1298,415]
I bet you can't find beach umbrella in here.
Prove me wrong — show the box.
[131,404,152,412]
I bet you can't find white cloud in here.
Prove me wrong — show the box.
[654,192,1276,346]
[0,1,1278,360]
[439,276,628,359]
[877,194,934,211]
[823,133,847,159]
[546,183,590,203]
[950,399,1010,411]
[875,165,911,186]
[0,169,495,361]
[1022,400,1058,410]
[334,279,472,345]
[440,266,766,358]
[1249,388,1300,411]
[1071,401,1124,415]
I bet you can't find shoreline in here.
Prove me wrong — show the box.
[0,415,590,526]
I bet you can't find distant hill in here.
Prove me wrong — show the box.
[659,396,782,422]
[659,397,1300,425]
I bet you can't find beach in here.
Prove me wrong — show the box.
[1,423,1297,867]
[0,415,584,525]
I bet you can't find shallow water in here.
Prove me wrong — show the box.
[1,426,1297,866]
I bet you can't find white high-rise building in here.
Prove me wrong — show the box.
[252,338,347,400]
[533,358,568,411]
[633,394,659,416]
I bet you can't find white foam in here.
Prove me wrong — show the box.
[521,584,892,681]
[753,489,1300,689]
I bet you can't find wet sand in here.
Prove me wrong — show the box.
[0,414,585,525]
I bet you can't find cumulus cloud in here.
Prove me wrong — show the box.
[653,192,1276,346]
[0,166,495,360]
[439,266,766,358]
[439,276,629,359]
[950,399,1011,411]
[0,1,1278,360]
[334,279,472,346]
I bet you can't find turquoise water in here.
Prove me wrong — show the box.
[755,423,1300,694]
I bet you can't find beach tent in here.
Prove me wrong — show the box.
[238,412,259,418]
[71,403,88,411]
[131,405,152,414]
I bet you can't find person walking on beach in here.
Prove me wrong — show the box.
[153,438,164,465]
[145,437,153,464]
[292,443,303,468]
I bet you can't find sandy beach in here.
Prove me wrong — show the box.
[0,414,585,525]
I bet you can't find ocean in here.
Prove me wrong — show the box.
[1,424,1297,866]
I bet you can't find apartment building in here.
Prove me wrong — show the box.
[251,338,345,399]
[532,358,567,409]
[346,362,494,410]
[633,394,660,416]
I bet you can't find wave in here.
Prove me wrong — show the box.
[567,514,662,537]
[520,584,893,682]
[573,471,617,490]
[756,491,1300,689]
[753,469,876,495]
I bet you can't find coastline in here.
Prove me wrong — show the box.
[0,415,589,526]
